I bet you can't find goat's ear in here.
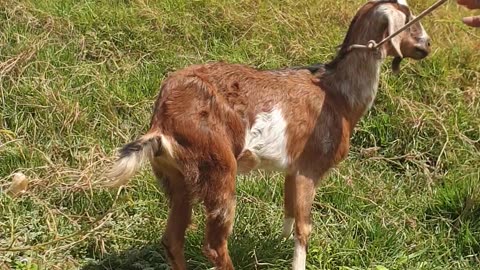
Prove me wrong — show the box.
[384,7,408,58]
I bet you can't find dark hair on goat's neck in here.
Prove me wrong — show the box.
[325,0,400,71]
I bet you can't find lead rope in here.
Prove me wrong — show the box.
[347,0,449,52]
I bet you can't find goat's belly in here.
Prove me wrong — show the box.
[236,108,289,174]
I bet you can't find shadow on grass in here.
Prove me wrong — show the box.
[80,232,293,270]
[81,242,169,270]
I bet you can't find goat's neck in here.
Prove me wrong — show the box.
[323,49,384,125]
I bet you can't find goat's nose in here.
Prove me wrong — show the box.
[417,36,431,48]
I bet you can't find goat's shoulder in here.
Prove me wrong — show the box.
[289,63,326,74]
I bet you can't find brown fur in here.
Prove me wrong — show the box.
[106,1,431,269]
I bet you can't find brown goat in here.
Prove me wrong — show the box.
[105,1,431,269]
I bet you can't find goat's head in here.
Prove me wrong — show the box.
[334,0,431,72]
[379,0,431,59]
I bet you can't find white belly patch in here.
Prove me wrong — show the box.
[240,108,289,171]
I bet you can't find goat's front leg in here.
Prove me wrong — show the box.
[292,173,316,270]
[282,173,296,238]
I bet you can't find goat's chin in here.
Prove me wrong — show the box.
[404,47,430,60]
[412,52,429,60]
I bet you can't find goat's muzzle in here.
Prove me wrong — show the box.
[412,37,431,59]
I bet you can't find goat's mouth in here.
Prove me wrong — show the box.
[411,45,430,59]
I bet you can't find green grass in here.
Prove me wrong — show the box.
[1,0,479,269]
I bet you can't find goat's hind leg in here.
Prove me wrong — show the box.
[151,160,192,270]
[202,170,236,270]
[162,186,192,270]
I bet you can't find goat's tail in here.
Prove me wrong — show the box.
[104,133,162,188]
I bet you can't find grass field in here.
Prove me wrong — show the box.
[1,0,479,269]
